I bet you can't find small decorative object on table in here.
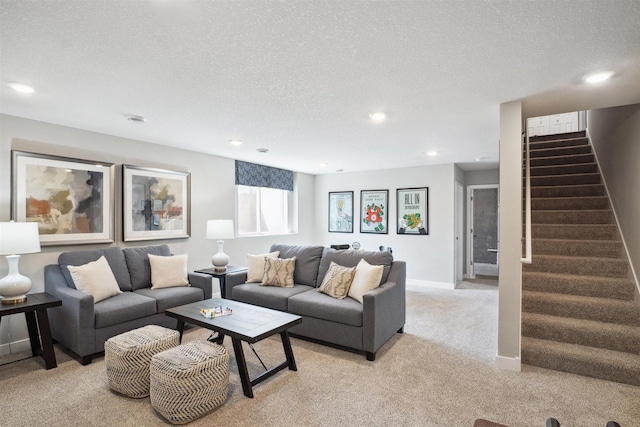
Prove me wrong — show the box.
[200,306,233,318]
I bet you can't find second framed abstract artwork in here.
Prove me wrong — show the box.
[123,165,191,241]
[360,189,388,234]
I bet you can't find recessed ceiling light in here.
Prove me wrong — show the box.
[319,162,328,167]
[475,156,487,162]
[126,115,146,123]
[230,139,243,146]
[584,71,614,83]
[257,148,269,154]
[336,169,344,172]
[427,151,438,156]
[8,82,34,94]
[369,112,386,122]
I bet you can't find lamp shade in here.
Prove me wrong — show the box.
[206,220,235,240]
[0,222,41,255]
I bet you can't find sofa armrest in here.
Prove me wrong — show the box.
[44,264,96,358]
[188,272,213,300]
[362,261,406,355]
[224,271,248,300]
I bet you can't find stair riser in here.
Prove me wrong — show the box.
[528,174,601,187]
[529,145,592,158]
[523,272,635,301]
[531,239,623,258]
[522,318,640,354]
[531,153,594,167]
[530,163,598,176]
[521,345,640,387]
[524,257,629,278]
[529,132,587,143]
[531,210,613,225]
[522,294,640,326]
[530,185,605,198]
[531,197,609,211]
[530,224,618,240]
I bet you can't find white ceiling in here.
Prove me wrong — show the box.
[1,1,640,175]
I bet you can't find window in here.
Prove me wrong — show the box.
[235,161,296,236]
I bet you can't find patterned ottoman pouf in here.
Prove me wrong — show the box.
[105,325,180,398]
[150,340,230,424]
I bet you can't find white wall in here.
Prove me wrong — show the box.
[588,104,640,292]
[496,101,522,370]
[0,114,316,353]
[314,164,456,288]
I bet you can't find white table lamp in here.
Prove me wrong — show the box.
[0,222,41,304]
[206,219,235,271]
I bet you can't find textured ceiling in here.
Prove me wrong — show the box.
[1,1,640,175]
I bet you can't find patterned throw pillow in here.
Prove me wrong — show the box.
[261,256,296,288]
[317,261,356,299]
[246,251,280,283]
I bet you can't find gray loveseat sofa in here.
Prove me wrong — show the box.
[44,244,212,364]
[225,244,406,361]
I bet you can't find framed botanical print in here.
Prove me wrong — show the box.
[360,190,388,234]
[397,187,429,235]
[328,191,354,233]
[123,165,190,241]
[11,150,115,246]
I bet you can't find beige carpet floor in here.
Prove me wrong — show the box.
[1,281,638,426]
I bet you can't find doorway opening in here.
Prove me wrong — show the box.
[467,185,499,278]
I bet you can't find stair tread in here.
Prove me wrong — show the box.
[523,312,640,336]
[531,253,627,263]
[523,290,639,311]
[523,270,629,283]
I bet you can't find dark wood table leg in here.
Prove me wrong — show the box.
[219,276,226,299]
[176,319,185,342]
[232,338,254,398]
[280,330,297,371]
[35,308,57,369]
[24,311,41,358]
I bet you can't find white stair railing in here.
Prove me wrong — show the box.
[521,130,532,264]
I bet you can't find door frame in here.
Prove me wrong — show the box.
[467,184,500,279]
[455,181,464,285]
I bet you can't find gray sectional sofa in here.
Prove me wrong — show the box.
[225,244,406,360]
[44,244,212,364]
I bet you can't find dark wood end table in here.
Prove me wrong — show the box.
[166,298,301,398]
[194,265,248,299]
[0,292,62,369]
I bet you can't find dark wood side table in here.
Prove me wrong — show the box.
[194,265,248,299]
[0,292,62,369]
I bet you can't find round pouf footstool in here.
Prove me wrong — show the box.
[150,340,230,425]
[105,325,180,398]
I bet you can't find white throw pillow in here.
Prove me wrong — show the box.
[67,256,123,303]
[246,251,280,283]
[348,258,384,304]
[148,253,189,289]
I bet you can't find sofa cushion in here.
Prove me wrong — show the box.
[123,245,171,290]
[67,256,123,303]
[59,246,132,291]
[288,290,363,327]
[135,287,204,313]
[316,248,393,287]
[232,283,313,312]
[317,262,356,299]
[94,292,157,329]
[270,244,324,287]
[148,253,189,289]
[261,256,296,288]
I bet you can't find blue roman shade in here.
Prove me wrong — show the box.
[235,160,294,191]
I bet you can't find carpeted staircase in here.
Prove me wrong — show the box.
[520,131,640,386]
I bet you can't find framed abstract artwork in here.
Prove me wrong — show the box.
[123,165,191,241]
[11,151,115,246]
[397,187,429,235]
[328,191,353,233]
[360,189,388,234]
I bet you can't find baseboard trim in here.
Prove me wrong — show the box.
[495,354,521,371]
[0,338,31,356]
[407,279,455,290]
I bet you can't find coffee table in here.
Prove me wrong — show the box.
[165,298,302,398]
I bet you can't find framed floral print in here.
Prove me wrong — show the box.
[397,187,428,235]
[123,165,190,241]
[328,191,354,233]
[11,150,115,246]
[360,190,388,234]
